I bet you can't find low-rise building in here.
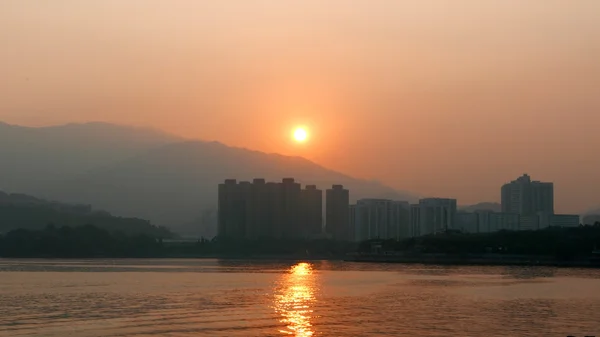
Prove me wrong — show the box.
[539,213,580,228]
[519,215,539,231]
[488,212,520,232]
[454,212,479,233]
[455,211,519,233]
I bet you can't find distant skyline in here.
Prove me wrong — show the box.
[2,1,600,213]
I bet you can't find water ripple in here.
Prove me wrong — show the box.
[1,259,600,336]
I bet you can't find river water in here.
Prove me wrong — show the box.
[1,259,599,337]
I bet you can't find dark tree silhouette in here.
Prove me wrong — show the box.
[0,224,163,258]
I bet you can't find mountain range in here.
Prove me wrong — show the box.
[0,122,418,237]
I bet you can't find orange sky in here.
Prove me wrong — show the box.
[1,0,599,213]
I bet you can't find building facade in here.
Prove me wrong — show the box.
[280,178,301,239]
[518,215,539,231]
[409,204,421,237]
[300,185,323,238]
[453,210,578,234]
[477,211,520,233]
[501,174,554,215]
[539,213,580,229]
[412,198,457,236]
[348,204,356,240]
[392,201,411,239]
[218,179,246,239]
[326,185,350,241]
[351,199,410,242]
[218,178,324,240]
[454,211,479,233]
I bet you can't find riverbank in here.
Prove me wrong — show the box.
[161,254,344,260]
[346,254,600,268]
[0,253,346,260]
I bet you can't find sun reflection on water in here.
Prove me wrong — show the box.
[274,262,317,336]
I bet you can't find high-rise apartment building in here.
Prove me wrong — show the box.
[348,204,356,239]
[266,182,283,239]
[281,178,301,239]
[392,201,411,239]
[237,181,253,238]
[247,178,270,239]
[409,204,421,237]
[352,199,410,241]
[353,199,389,241]
[300,185,323,238]
[218,178,326,240]
[218,179,246,239]
[409,198,457,236]
[326,185,350,241]
[501,174,554,215]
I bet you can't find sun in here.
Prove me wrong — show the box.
[293,127,308,142]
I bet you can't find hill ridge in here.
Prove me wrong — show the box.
[0,121,418,237]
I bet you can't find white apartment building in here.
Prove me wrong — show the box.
[409,198,457,236]
[351,199,410,241]
[476,211,520,233]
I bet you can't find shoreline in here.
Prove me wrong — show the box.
[0,255,345,261]
[2,254,600,268]
[346,255,600,268]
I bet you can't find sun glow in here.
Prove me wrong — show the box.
[290,262,313,276]
[293,127,308,142]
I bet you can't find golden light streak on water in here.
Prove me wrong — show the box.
[274,262,316,336]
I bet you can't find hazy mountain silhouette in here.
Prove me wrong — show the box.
[1,122,417,237]
[50,141,418,236]
[0,122,182,195]
[0,190,171,237]
[458,202,502,213]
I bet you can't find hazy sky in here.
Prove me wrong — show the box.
[1,1,599,212]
